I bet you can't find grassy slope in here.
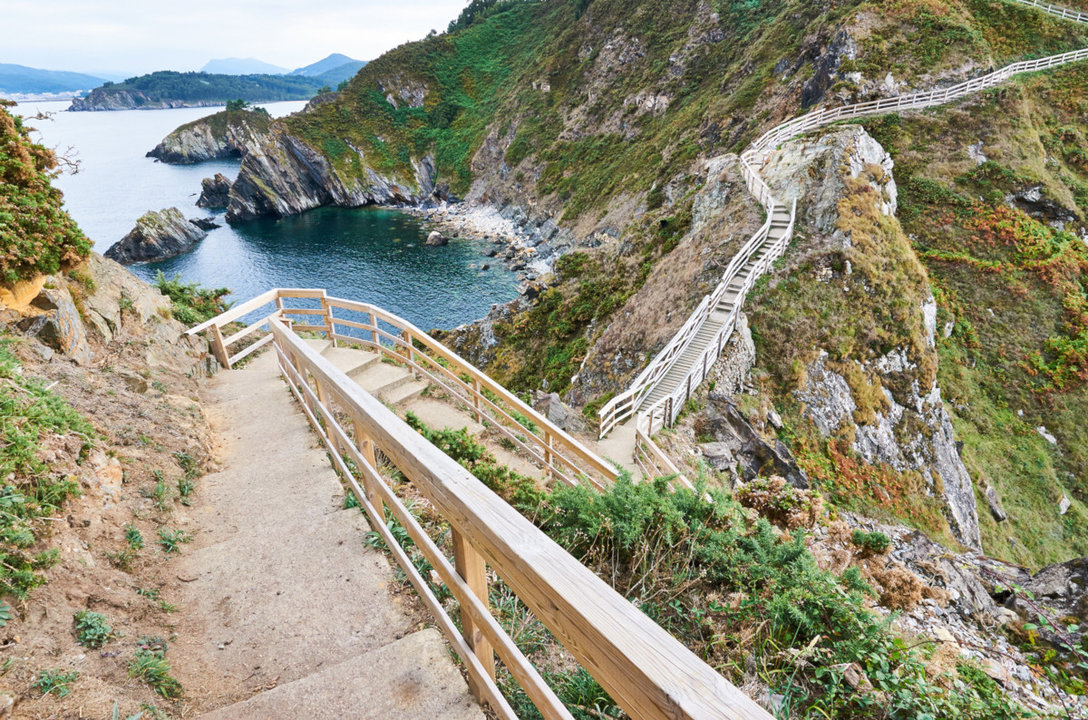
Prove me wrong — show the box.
[865,63,1088,568]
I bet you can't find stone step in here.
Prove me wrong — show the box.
[198,629,482,720]
[353,361,416,397]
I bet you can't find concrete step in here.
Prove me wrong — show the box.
[353,361,416,397]
[321,345,381,377]
[383,378,429,406]
[198,629,482,720]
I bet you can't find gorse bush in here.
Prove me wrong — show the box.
[405,412,1031,718]
[0,102,90,284]
[153,272,230,325]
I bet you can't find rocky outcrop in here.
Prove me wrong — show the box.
[105,208,208,264]
[756,126,981,550]
[225,125,440,223]
[696,395,809,489]
[16,287,92,365]
[197,173,233,208]
[147,109,272,164]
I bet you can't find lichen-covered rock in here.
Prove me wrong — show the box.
[147,108,272,164]
[105,208,208,264]
[197,173,233,208]
[752,125,981,550]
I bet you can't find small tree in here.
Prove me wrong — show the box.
[225,98,250,111]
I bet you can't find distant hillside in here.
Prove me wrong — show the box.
[68,71,325,111]
[202,57,288,75]
[290,53,366,77]
[0,63,104,95]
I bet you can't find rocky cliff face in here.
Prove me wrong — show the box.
[225,125,440,222]
[747,125,980,549]
[146,108,272,164]
[197,173,233,209]
[104,207,208,264]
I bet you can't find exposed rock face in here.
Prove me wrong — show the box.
[758,126,981,550]
[17,287,92,365]
[696,395,809,489]
[801,30,857,108]
[225,126,440,223]
[1019,557,1088,622]
[147,109,272,164]
[197,173,233,208]
[105,208,208,264]
[424,230,448,246]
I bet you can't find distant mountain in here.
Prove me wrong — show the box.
[201,57,288,75]
[290,53,367,85]
[0,63,105,95]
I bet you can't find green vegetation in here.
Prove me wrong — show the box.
[129,649,182,699]
[73,609,114,648]
[0,337,93,598]
[33,668,78,697]
[0,101,90,284]
[405,413,1032,719]
[153,272,230,325]
[852,62,1088,568]
[156,528,191,554]
[851,529,892,556]
[224,98,251,111]
[83,71,325,107]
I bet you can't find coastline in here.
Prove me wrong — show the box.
[407,201,554,292]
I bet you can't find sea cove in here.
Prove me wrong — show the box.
[17,99,518,331]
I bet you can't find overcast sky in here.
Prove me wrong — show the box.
[4,0,470,77]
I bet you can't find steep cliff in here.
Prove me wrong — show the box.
[146,108,273,164]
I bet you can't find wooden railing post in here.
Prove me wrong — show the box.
[210,324,231,369]
[368,311,379,346]
[352,416,382,510]
[472,378,482,422]
[452,529,495,700]
[320,295,337,348]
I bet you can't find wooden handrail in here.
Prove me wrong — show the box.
[187,288,619,488]
[267,317,773,719]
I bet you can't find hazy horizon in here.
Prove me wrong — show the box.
[5,0,470,77]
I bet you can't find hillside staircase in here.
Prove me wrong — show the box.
[176,348,481,718]
[186,289,773,719]
[596,0,1088,467]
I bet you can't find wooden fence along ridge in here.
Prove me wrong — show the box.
[597,0,1088,439]
[188,291,773,720]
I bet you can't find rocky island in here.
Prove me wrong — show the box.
[104,207,211,264]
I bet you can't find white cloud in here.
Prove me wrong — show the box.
[5,0,468,75]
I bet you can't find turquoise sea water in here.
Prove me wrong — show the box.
[16,100,517,331]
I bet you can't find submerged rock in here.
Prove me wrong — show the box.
[105,208,208,264]
[197,173,233,208]
[424,230,448,246]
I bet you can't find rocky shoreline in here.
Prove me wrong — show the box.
[407,200,572,294]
